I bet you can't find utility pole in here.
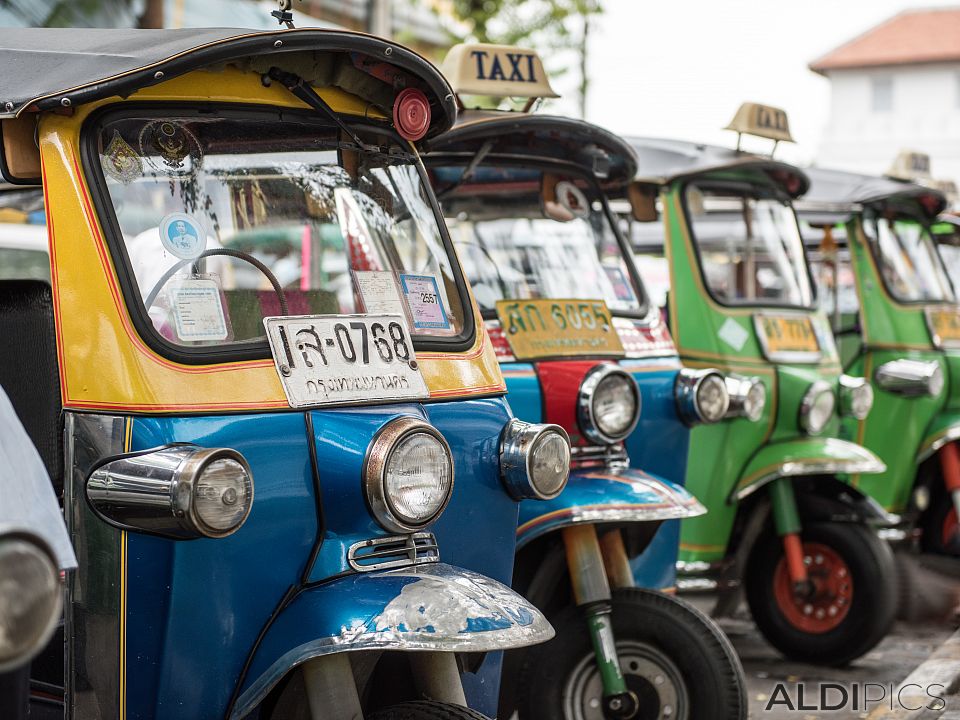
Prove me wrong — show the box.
[139,0,164,28]
[369,0,392,39]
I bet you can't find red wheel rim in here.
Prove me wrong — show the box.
[772,541,852,634]
[943,508,958,549]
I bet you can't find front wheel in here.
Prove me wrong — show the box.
[516,588,747,720]
[745,521,896,666]
[367,701,491,720]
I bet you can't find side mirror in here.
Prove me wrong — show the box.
[0,116,41,185]
[627,182,658,222]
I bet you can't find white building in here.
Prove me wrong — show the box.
[812,7,960,185]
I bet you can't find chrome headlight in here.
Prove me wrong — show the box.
[577,365,641,444]
[874,359,944,397]
[799,381,835,435]
[87,446,254,539]
[675,368,730,425]
[839,375,874,419]
[500,419,571,500]
[724,375,767,422]
[0,533,61,673]
[364,418,454,533]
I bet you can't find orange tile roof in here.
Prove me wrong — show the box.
[810,7,960,74]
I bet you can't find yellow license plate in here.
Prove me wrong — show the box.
[755,314,820,359]
[495,299,625,360]
[927,308,960,347]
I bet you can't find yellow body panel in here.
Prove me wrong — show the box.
[41,69,504,412]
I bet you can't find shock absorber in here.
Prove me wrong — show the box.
[563,524,639,719]
[769,477,810,593]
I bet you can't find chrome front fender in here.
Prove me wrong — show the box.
[231,563,552,719]
[516,467,705,549]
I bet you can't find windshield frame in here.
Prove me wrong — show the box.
[428,153,650,320]
[81,102,477,365]
[860,208,956,307]
[680,178,817,312]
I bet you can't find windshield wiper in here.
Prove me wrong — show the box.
[435,139,496,201]
[268,67,383,154]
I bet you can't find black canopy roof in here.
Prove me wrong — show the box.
[423,110,638,186]
[797,166,946,220]
[627,136,809,198]
[0,27,456,137]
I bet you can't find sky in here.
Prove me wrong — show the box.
[542,0,960,165]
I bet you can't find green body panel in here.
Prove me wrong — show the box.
[834,219,950,512]
[944,353,960,412]
[660,179,884,564]
[918,410,960,462]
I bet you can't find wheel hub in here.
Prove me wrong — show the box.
[563,640,689,720]
[773,541,852,634]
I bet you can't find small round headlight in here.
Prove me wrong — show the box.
[500,419,571,500]
[676,368,730,424]
[193,458,254,533]
[0,534,61,673]
[930,363,945,397]
[578,365,641,444]
[743,379,767,422]
[839,375,874,420]
[800,381,835,435]
[365,418,454,533]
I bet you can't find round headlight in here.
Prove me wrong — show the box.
[0,534,61,673]
[676,369,730,424]
[499,419,571,500]
[743,379,767,422]
[365,418,454,533]
[578,365,641,444]
[839,375,874,420]
[193,458,254,533]
[800,381,835,435]
[930,363,945,397]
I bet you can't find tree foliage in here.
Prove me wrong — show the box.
[450,0,600,50]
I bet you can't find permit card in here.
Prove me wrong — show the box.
[926,307,960,349]
[399,274,450,331]
[495,298,624,360]
[353,270,407,316]
[170,278,228,341]
[263,314,429,408]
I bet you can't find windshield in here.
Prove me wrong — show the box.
[94,112,468,352]
[863,214,955,303]
[938,243,960,294]
[684,185,814,308]
[434,165,644,314]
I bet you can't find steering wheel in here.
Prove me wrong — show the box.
[143,247,289,316]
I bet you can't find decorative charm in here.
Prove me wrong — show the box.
[138,120,202,178]
[102,130,142,184]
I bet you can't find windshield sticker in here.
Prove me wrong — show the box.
[400,274,450,330]
[170,278,228,342]
[603,266,636,303]
[159,213,206,260]
[555,181,590,219]
[718,317,750,352]
[102,131,142,184]
[138,121,202,177]
[354,270,407,317]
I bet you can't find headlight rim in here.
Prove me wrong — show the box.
[577,364,641,445]
[838,374,874,420]
[499,418,571,500]
[363,417,455,534]
[799,380,836,435]
[724,374,767,422]
[675,368,730,425]
[0,531,62,674]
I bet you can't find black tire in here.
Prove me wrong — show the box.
[367,701,491,720]
[745,521,897,666]
[516,587,747,720]
[920,491,960,556]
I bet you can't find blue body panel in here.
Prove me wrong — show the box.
[122,397,519,720]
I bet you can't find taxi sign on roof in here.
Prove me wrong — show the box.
[888,150,932,181]
[724,102,795,144]
[441,43,559,99]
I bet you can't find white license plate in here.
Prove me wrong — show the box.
[264,315,430,408]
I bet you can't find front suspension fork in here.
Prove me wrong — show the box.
[563,525,638,719]
[939,442,960,527]
[769,478,809,590]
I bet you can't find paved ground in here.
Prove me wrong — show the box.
[684,553,960,719]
